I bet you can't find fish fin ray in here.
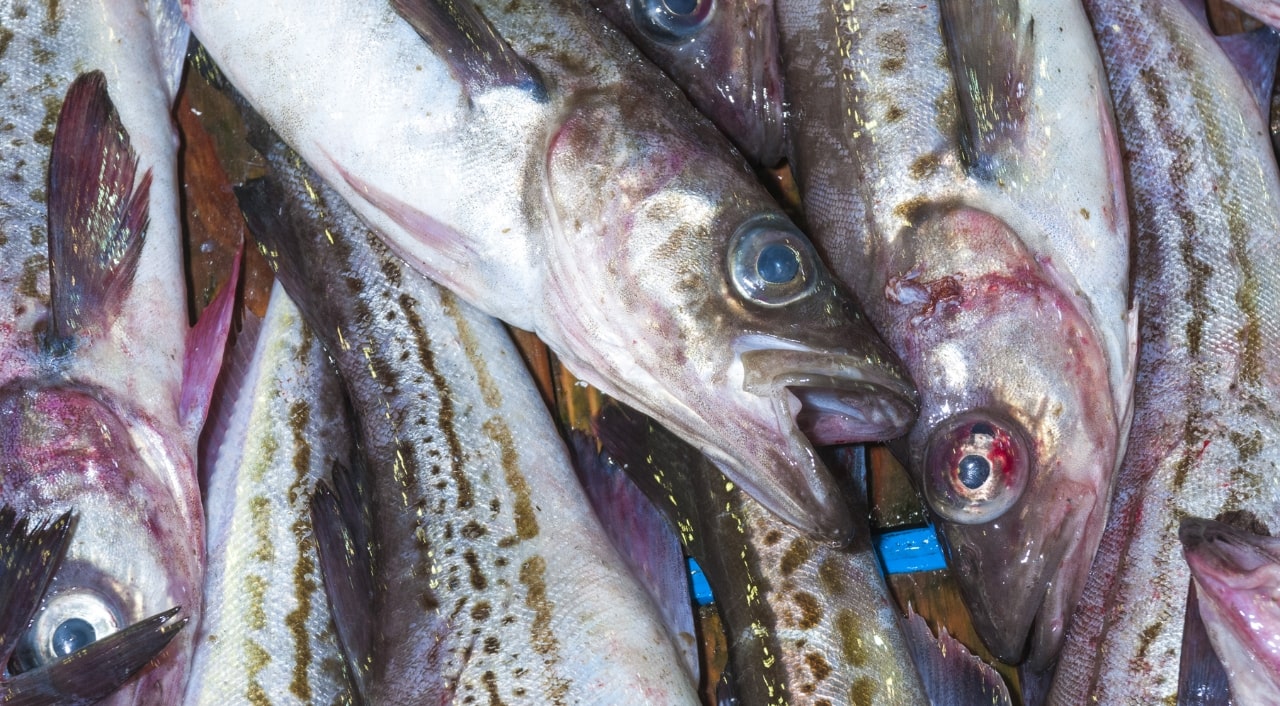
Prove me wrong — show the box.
[46,71,150,352]
[902,605,1012,706]
[938,0,1033,180]
[150,0,193,101]
[0,508,74,665]
[390,0,545,99]
[1177,580,1233,705]
[181,247,241,440]
[196,295,264,495]
[569,431,700,684]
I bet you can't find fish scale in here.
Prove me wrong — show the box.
[186,283,356,706]
[1046,2,1280,703]
[238,119,699,703]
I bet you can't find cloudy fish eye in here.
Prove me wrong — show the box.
[728,218,819,307]
[634,0,715,43]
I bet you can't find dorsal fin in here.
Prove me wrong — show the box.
[46,71,151,353]
[938,0,1033,181]
[390,0,545,99]
[902,605,1012,706]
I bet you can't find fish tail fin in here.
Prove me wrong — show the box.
[46,71,150,354]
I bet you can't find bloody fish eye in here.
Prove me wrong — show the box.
[633,0,715,43]
[10,587,122,673]
[923,413,1028,524]
[728,217,818,306]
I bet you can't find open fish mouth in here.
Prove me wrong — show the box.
[740,346,919,446]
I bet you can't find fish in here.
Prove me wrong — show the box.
[586,0,787,167]
[233,105,702,704]
[775,0,1136,665]
[0,506,187,703]
[591,403,931,706]
[181,0,918,542]
[184,282,356,705]
[1181,518,1280,706]
[1044,2,1280,703]
[0,2,234,700]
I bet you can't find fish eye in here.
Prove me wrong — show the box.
[9,587,123,674]
[923,414,1028,524]
[633,0,715,43]
[728,218,818,307]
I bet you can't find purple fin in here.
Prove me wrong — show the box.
[181,248,241,439]
[311,458,376,704]
[197,302,264,496]
[1178,580,1233,706]
[569,432,700,683]
[938,0,1032,180]
[46,71,151,352]
[1217,26,1280,115]
[902,605,1012,706]
[390,0,545,99]
[0,508,74,665]
[0,607,186,706]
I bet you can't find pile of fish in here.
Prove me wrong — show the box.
[1,0,1278,703]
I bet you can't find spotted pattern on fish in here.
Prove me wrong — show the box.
[1047,2,1280,702]
[243,127,698,704]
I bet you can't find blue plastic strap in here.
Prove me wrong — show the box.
[687,557,715,606]
[875,525,948,574]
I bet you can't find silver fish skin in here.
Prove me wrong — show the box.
[185,283,355,706]
[587,0,787,166]
[1181,518,1280,706]
[1046,2,1280,703]
[182,0,918,542]
[594,408,928,706]
[237,119,701,704]
[0,1,228,702]
[776,0,1134,666]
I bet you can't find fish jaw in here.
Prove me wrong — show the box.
[884,208,1120,665]
[1181,518,1280,702]
[0,385,197,702]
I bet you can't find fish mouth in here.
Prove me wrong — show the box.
[1181,517,1280,590]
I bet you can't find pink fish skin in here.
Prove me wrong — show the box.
[1181,518,1280,706]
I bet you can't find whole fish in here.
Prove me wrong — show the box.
[185,283,356,705]
[235,109,701,704]
[182,0,918,542]
[0,2,233,700]
[1045,2,1280,703]
[593,404,934,706]
[1181,518,1280,705]
[587,0,787,166]
[776,0,1135,665]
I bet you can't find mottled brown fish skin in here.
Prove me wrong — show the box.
[1048,2,1280,703]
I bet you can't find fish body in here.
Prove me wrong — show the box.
[1046,2,1280,703]
[1181,518,1280,706]
[587,0,786,166]
[776,0,1134,665]
[593,406,928,706]
[237,117,700,704]
[183,0,918,542]
[0,2,228,702]
[185,283,355,705]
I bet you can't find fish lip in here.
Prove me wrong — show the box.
[1182,517,1280,590]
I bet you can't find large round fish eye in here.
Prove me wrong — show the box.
[923,413,1029,524]
[10,587,123,674]
[728,217,819,307]
[632,0,715,43]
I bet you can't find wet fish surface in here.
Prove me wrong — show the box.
[0,1,232,701]
[1046,2,1280,703]
[776,0,1135,667]
[185,282,356,705]
[235,108,701,704]
[183,0,918,542]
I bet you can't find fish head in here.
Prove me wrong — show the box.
[1181,516,1280,700]
[0,384,196,702]
[544,92,916,542]
[883,207,1119,665]
[591,0,786,166]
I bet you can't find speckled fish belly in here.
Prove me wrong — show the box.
[593,407,928,706]
[185,282,356,705]
[1046,2,1280,703]
[0,1,232,702]
[182,0,920,544]
[776,0,1135,667]
[233,113,701,704]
